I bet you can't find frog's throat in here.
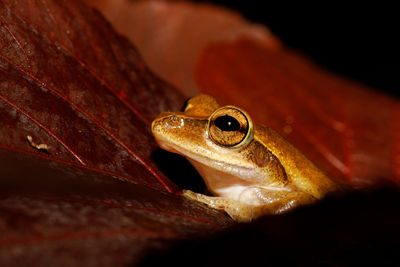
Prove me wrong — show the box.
[187,158,292,203]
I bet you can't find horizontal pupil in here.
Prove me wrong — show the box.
[214,115,241,131]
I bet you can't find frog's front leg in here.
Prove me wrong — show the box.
[249,189,317,219]
[183,188,317,222]
[183,190,254,222]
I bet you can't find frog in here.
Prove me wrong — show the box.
[151,94,343,222]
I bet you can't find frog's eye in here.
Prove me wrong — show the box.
[208,106,253,147]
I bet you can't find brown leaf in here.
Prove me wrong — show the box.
[0,0,232,265]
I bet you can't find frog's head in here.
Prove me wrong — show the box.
[151,95,257,179]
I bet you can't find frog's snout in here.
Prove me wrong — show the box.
[151,118,159,135]
[152,112,185,132]
[151,112,184,152]
[151,113,166,136]
[152,113,181,138]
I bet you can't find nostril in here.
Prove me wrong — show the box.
[165,115,183,128]
[170,115,179,123]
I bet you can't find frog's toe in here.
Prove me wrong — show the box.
[225,206,254,223]
[182,189,199,201]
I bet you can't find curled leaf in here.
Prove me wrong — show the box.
[0,0,233,265]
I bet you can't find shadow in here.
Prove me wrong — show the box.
[152,149,207,193]
[140,188,400,266]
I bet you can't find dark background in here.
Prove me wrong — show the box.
[197,1,399,96]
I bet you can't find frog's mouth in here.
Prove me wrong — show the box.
[153,133,257,182]
[151,130,180,153]
[155,139,181,155]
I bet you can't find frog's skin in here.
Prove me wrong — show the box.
[151,95,342,222]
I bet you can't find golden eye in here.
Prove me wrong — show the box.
[208,106,253,147]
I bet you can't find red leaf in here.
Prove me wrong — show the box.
[0,0,189,192]
[0,148,230,265]
[196,39,400,188]
[83,0,282,95]
[0,0,232,265]
[89,0,400,188]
